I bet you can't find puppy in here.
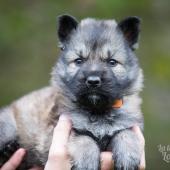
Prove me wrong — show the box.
[0,15,144,170]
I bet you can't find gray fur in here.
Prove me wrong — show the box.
[68,134,100,170]
[0,15,144,170]
[0,108,17,145]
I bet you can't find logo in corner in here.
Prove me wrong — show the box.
[158,144,170,163]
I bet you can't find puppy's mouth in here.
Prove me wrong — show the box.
[87,93,101,105]
[77,90,113,112]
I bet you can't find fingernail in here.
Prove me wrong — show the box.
[17,148,26,156]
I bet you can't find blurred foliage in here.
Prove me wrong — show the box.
[0,0,170,169]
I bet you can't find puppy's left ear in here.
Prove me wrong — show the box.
[118,16,141,50]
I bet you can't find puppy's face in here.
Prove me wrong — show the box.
[53,15,143,112]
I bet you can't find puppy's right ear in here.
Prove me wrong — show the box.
[57,15,78,43]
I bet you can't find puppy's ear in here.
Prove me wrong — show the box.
[118,16,141,50]
[57,15,78,43]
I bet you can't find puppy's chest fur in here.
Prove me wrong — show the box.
[61,94,143,150]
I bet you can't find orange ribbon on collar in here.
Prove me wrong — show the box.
[112,99,123,108]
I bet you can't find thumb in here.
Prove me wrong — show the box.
[100,152,114,170]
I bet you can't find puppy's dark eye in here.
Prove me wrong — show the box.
[108,59,118,67]
[74,58,84,65]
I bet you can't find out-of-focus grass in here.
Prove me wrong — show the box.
[0,0,170,169]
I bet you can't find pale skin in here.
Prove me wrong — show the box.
[0,115,145,170]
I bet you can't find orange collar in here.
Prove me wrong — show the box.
[112,99,123,108]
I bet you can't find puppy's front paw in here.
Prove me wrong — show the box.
[69,135,100,170]
[111,129,143,170]
[113,152,140,170]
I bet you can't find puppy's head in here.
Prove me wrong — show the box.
[52,15,143,112]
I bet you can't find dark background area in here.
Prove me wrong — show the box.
[0,0,170,169]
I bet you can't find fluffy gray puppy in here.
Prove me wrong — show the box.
[0,15,144,170]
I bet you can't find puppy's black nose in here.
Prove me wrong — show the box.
[86,76,101,88]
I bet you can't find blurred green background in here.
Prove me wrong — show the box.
[0,0,170,169]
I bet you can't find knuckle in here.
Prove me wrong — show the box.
[54,125,61,132]
[48,149,68,161]
[53,126,70,137]
[53,127,64,136]
[54,126,67,133]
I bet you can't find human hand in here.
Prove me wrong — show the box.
[0,148,25,170]
[0,148,42,170]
